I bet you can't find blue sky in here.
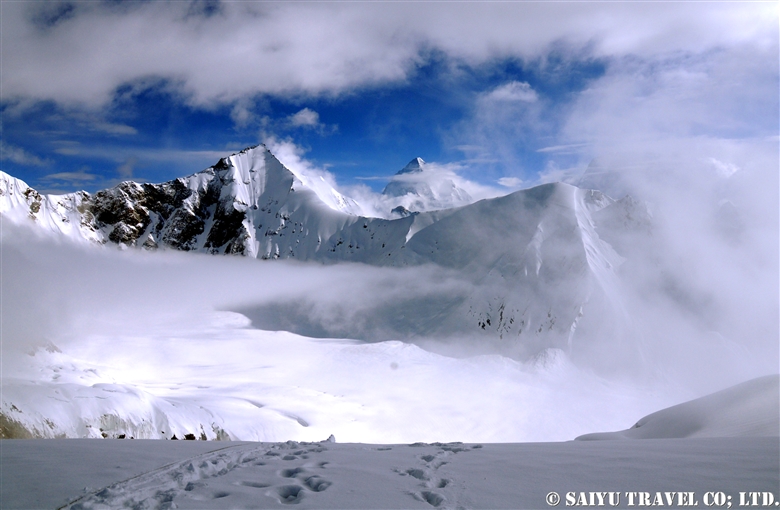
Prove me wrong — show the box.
[1,1,777,198]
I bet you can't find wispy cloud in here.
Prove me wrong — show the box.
[354,175,394,182]
[285,108,336,135]
[536,143,590,154]
[483,82,538,103]
[230,99,255,129]
[41,169,98,184]
[117,156,138,180]
[0,141,50,166]
[289,108,320,128]
[93,122,137,136]
[497,177,523,188]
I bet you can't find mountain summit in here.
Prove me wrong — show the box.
[398,157,426,174]
[382,157,473,213]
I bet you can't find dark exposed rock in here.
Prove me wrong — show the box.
[391,205,415,217]
[206,203,246,251]
[160,208,205,250]
[0,412,35,439]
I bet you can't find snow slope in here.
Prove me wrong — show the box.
[2,371,777,507]
[0,170,102,243]
[3,438,776,509]
[2,409,778,508]
[577,374,780,440]
[0,308,666,444]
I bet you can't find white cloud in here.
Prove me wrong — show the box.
[536,143,590,154]
[497,177,523,188]
[345,160,508,218]
[484,82,538,103]
[288,108,320,128]
[42,170,97,183]
[0,141,50,166]
[264,136,338,187]
[93,122,137,135]
[1,2,775,108]
[262,136,507,218]
[230,100,255,129]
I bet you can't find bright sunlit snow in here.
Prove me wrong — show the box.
[0,223,664,444]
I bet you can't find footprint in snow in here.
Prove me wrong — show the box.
[401,443,483,508]
[60,439,336,509]
[275,484,305,504]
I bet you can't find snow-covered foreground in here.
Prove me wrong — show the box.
[4,375,778,509]
[2,436,777,509]
[3,307,675,444]
[3,375,778,509]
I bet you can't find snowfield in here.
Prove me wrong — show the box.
[10,438,780,510]
[2,374,778,508]
[2,390,778,509]
[1,304,673,444]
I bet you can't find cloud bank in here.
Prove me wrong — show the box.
[2,2,774,109]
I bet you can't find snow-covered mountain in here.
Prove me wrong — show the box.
[0,145,648,359]
[3,146,773,447]
[0,145,379,260]
[383,157,473,214]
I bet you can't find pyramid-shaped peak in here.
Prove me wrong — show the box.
[398,157,426,175]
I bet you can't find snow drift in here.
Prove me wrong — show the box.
[577,374,780,440]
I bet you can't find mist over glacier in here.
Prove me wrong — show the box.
[1,133,777,444]
[1,146,776,443]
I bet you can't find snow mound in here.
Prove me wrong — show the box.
[577,374,780,440]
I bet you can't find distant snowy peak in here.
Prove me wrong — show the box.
[398,157,426,174]
[383,157,473,214]
[382,157,429,197]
